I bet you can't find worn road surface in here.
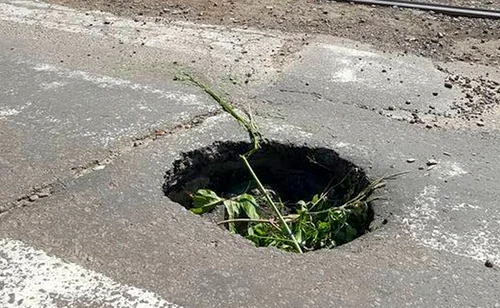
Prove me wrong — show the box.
[1,0,500,307]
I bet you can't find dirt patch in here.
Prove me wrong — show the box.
[49,0,500,66]
[442,68,500,120]
[164,141,370,206]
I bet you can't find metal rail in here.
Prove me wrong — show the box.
[335,0,500,19]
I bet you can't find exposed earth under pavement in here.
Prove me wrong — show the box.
[50,0,500,66]
[0,0,499,307]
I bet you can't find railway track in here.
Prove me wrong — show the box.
[336,0,500,19]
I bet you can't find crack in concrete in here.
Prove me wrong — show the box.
[0,182,60,215]
[72,109,221,178]
[278,87,405,120]
[276,87,466,129]
[0,109,222,216]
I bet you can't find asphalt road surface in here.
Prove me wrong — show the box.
[1,0,500,307]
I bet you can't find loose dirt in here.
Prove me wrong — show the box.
[49,0,499,66]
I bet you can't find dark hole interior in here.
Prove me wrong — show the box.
[163,141,371,210]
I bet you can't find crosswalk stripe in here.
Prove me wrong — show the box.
[0,238,182,308]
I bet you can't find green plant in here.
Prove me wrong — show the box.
[190,178,386,252]
[178,72,392,253]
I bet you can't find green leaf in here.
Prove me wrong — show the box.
[242,201,259,219]
[190,189,224,215]
[192,189,223,207]
[223,199,240,233]
[190,207,207,215]
[224,200,241,218]
[318,221,330,233]
[295,229,303,245]
[235,194,260,219]
[312,194,320,204]
[247,225,255,236]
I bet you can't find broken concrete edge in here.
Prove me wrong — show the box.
[161,125,393,234]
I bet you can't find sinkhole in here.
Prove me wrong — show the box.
[163,141,375,252]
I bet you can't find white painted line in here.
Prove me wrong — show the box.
[0,107,20,117]
[31,63,206,107]
[0,102,32,119]
[402,185,499,264]
[0,238,182,308]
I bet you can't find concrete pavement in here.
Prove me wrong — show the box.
[1,0,500,307]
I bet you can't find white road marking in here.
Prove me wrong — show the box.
[436,160,468,180]
[0,102,32,119]
[0,238,182,308]
[31,63,205,107]
[0,107,20,117]
[403,185,499,264]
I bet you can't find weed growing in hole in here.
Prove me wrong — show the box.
[177,73,396,253]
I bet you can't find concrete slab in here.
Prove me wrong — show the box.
[0,109,499,307]
[0,0,300,209]
[0,48,217,207]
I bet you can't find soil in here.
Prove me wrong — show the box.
[49,0,500,66]
[163,141,369,209]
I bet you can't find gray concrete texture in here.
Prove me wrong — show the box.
[1,0,500,307]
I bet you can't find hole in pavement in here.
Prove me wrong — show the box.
[163,141,374,252]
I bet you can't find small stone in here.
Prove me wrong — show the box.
[427,159,438,166]
[418,166,425,170]
[476,121,485,127]
[432,92,439,96]
[154,129,167,136]
[18,200,30,207]
[406,158,416,163]
[405,100,412,105]
[444,82,453,89]
[38,190,50,198]
[388,106,395,111]
[29,194,39,202]
[485,260,494,268]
